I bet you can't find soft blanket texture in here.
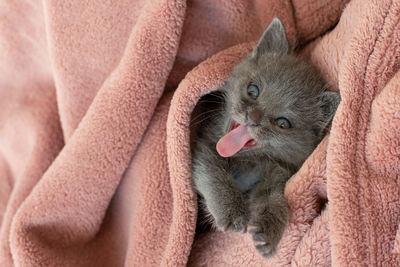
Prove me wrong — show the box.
[0,0,399,266]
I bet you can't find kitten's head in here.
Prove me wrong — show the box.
[220,18,340,167]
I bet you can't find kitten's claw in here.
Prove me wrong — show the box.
[216,212,248,233]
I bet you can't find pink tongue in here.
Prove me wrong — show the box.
[216,125,253,157]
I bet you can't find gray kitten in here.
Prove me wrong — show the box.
[191,18,340,258]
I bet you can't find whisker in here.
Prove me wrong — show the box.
[190,113,222,127]
[190,108,222,123]
[197,100,224,105]
[191,113,222,126]
[207,92,225,100]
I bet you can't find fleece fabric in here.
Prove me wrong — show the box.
[0,0,399,266]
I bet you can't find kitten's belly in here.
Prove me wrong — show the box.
[231,167,260,192]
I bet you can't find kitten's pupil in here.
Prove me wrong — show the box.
[247,84,259,99]
[275,117,292,129]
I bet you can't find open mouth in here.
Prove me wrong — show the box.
[229,120,258,149]
[216,120,258,157]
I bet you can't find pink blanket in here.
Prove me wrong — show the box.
[1,0,399,266]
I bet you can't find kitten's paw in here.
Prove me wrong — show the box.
[216,212,248,233]
[248,226,277,258]
[205,195,249,232]
[248,193,288,258]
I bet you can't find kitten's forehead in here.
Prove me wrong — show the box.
[228,53,324,99]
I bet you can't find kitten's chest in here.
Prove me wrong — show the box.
[230,162,260,192]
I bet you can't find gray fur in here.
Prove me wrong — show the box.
[191,17,340,258]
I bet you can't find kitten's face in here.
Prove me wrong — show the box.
[222,18,340,166]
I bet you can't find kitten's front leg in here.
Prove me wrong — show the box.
[248,166,291,258]
[201,178,249,233]
[192,147,248,232]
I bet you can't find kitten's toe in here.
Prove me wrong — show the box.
[217,213,248,233]
[252,232,267,242]
[248,224,260,234]
[232,215,248,233]
[255,243,276,258]
[249,225,278,258]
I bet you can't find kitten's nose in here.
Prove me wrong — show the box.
[247,109,262,126]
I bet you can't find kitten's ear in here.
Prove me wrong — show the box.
[253,17,289,57]
[319,91,341,128]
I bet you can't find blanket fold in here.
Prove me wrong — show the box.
[1,0,399,266]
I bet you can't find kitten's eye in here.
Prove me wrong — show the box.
[275,117,292,129]
[247,83,259,99]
